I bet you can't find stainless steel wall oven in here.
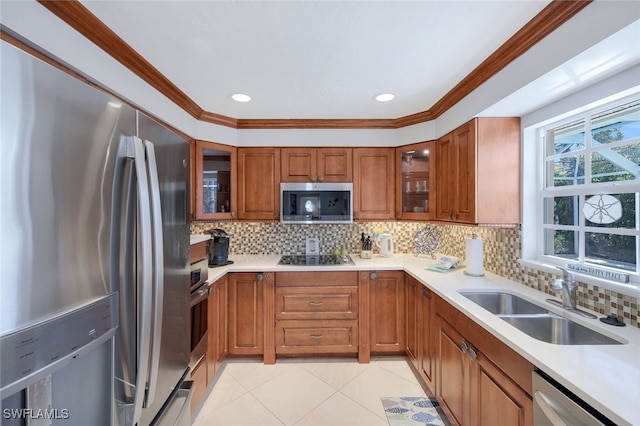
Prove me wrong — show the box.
[190,260,209,368]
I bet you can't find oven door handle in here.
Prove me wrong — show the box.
[191,286,210,306]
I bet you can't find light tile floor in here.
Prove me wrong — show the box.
[192,356,440,426]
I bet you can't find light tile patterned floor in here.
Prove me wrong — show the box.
[192,357,432,426]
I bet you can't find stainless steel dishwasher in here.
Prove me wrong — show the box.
[533,371,616,425]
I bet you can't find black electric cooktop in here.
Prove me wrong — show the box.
[278,254,355,266]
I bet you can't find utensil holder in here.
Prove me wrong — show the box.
[360,250,373,259]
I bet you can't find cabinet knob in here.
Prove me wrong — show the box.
[460,340,468,353]
[256,273,264,281]
[370,272,377,280]
[422,288,430,298]
[318,176,325,182]
[231,211,237,218]
[468,347,477,362]
[310,175,317,181]
[396,212,402,219]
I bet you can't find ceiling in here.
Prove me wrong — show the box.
[76,0,555,120]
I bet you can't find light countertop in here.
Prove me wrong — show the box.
[190,234,211,245]
[204,253,639,426]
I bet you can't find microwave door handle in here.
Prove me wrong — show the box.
[144,140,164,407]
[128,136,154,425]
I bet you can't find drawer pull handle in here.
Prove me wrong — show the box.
[309,301,324,307]
[309,335,323,340]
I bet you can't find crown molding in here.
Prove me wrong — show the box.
[36,0,592,129]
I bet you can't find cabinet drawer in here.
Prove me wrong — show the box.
[276,286,358,320]
[276,271,357,287]
[190,356,207,411]
[276,320,358,354]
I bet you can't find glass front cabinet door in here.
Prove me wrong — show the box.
[195,140,237,220]
[396,141,436,220]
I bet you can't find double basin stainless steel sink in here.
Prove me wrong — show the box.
[458,291,623,345]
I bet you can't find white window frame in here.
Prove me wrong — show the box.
[520,94,640,296]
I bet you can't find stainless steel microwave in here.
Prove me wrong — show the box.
[281,182,353,224]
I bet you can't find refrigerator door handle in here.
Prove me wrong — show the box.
[143,140,164,407]
[129,136,154,425]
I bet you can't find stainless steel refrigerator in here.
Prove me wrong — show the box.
[1,40,192,425]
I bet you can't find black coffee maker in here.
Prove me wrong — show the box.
[206,228,232,267]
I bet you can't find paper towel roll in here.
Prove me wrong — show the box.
[465,236,484,277]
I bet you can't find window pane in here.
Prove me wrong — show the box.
[544,229,579,260]
[591,101,640,145]
[584,193,637,228]
[585,232,636,272]
[543,196,577,225]
[590,143,640,183]
[546,155,585,187]
[546,120,585,154]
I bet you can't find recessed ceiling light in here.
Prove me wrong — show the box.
[374,93,395,102]
[232,93,251,102]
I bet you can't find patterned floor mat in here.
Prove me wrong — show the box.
[381,397,447,426]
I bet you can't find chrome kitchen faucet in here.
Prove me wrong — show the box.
[551,267,577,309]
[547,267,597,319]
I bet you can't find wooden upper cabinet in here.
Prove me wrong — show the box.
[237,148,280,220]
[396,141,436,220]
[353,148,395,220]
[281,147,352,182]
[436,117,520,224]
[194,140,237,220]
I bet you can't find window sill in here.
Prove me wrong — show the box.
[518,258,640,297]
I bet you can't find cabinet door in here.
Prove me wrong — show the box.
[195,140,237,220]
[404,275,418,366]
[237,148,280,220]
[281,148,317,182]
[436,132,455,221]
[228,272,265,355]
[452,121,476,223]
[317,148,352,182]
[206,276,228,382]
[469,349,533,426]
[214,276,228,371]
[436,317,467,426]
[396,141,436,220]
[419,286,434,391]
[353,148,395,220]
[369,271,405,353]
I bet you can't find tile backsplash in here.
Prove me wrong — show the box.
[191,221,638,328]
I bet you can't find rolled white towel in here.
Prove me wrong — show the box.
[437,255,460,270]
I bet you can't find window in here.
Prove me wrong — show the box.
[529,98,640,288]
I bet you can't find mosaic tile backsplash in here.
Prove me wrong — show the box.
[191,221,638,328]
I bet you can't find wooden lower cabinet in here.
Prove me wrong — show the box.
[274,271,358,355]
[207,275,228,382]
[368,270,405,353]
[228,272,268,355]
[435,295,533,426]
[190,356,208,411]
[418,285,435,391]
[405,275,419,365]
